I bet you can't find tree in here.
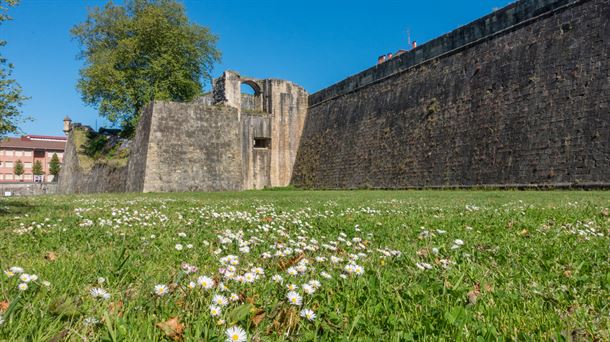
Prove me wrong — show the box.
[49,153,61,180]
[32,159,44,176]
[0,0,29,138]
[71,0,221,134]
[13,158,23,181]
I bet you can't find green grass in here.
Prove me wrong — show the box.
[0,190,608,341]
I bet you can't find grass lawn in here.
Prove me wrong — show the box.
[0,190,608,341]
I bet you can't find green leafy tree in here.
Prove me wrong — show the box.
[32,159,44,176]
[71,0,221,133]
[13,158,23,181]
[1,0,29,138]
[49,153,61,179]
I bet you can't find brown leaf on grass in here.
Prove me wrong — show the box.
[278,254,304,271]
[519,229,529,237]
[108,301,124,317]
[156,317,184,341]
[265,307,299,335]
[251,308,265,327]
[416,248,429,257]
[601,208,609,217]
[0,300,9,312]
[45,252,57,261]
[483,283,494,293]
[467,283,481,305]
[563,270,573,278]
[48,329,70,342]
[261,216,273,223]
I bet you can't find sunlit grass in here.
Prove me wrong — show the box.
[0,190,608,341]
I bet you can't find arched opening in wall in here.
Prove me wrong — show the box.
[240,81,263,112]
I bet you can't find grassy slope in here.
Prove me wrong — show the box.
[0,190,608,341]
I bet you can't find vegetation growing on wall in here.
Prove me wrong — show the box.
[73,127,129,171]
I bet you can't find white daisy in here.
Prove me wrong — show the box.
[175,243,184,251]
[272,275,283,283]
[212,295,229,307]
[209,305,222,317]
[154,284,168,296]
[197,276,215,289]
[286,291,302,306]
[19,274,31,283]
[300,308,316,321]
[90,287,110,300]
[9,267,24,274]
[302,284,315,295]
[225,326,247,342]
[229,293,240,302]
[18,283,28,291]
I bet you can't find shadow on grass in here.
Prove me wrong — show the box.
[0,199,35,216]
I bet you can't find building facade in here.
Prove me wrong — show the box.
[0,135,66,183]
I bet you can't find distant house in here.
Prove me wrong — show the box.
[0,135,66,183]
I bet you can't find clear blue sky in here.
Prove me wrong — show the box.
[2,0,514,136]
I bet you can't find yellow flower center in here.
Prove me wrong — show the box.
[232,334,239,341]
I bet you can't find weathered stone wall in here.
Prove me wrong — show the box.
[57,131,127,194]
[263,80,309,187]
[129,102,243,193]
[292,0,609,189]
[241,115,272,189]
[0,183,57,197]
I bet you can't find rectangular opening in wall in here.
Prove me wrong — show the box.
[253,138,271,149]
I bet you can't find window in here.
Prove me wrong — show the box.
[15,151,23,157]
[253,138,271,149]
[24,174,32,180]
[5,161,13,168]
[24,162,32,169]
[5,174,13,180]
[24,151,32,157]
[5,150,13,156]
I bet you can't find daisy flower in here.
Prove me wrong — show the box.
[212,295,229,306]
[353,265,364,276]
[286,267,298,276]
[308,280,321,289]
[175,243,184,251]
[272,275,283,283]
[300,308,316,321]
[286,283,299,291]
[286,291,302,306]
[3,270,15,278]
[243,272,256,283]
[90,287,111,300]
[19,274,31,283]
[209,305,222,317]
[97,277,106,284]
[302,284,315,295]
[9,267,24,274]
[154,284,168,296]
[197,276,215,289]
[229,293,240,302]
[225,326,247,342]
[187,281,196,289]
[18,283,28,291]
[320,271,332,279]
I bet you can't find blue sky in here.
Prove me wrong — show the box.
[2,0,514,136]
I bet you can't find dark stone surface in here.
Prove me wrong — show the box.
[292,0,609,189]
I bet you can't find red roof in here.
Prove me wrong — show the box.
[0,136,66,150]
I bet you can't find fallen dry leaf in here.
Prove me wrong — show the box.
[467,283,481,305]
[416,248,429,257]
[156,317,184,341]
[0,300,9,312]
[519,229,529,237]
[108,301,124,317]
[278,254,304,271]
[45,252,57,261]
[601,208,608,217]
[251,308,265,326]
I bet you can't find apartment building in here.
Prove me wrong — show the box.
[0,135,66,183]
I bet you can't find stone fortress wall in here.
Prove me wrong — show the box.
[291,0,609,189]
[58,0,609,194]
[59,71,308,193]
